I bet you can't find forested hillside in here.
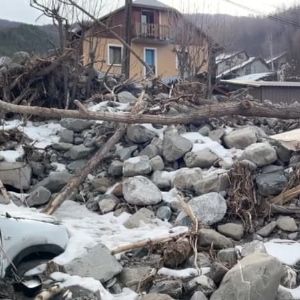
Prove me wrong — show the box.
[0,20,57,56]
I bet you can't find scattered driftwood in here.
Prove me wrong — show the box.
[111,231,188,255]
[34,285,62,300]
[43,125,126,215]
[270,204,300,215]
[3,99,300,125]
[270,184,300,205]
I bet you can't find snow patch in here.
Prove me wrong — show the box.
[0,147,24,162]
[158,267,210,279]
[265,239,300,266]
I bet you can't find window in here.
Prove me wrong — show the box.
[108,45,122,65]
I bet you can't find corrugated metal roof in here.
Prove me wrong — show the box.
[221,79,300,88]
[133,0,172,9]
[227,72,275,81]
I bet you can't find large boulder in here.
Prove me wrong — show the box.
[241,142,277,167]
[126,125,156,144]
[0,162,31,190]
[123,176,162,205]
[256,172,287,196]
[184,149,218,168]
[210,253,283,300]
[162,134,193,162]
[60,118,94,132]
[223,127,259,149]
[34,171,72,193]
[64,243,122,283]
[217,223,244,241]
[123,156,152,177]
[173,168,202,191]
[12,51,30,65]
[193,171,229,195]
[176,193,227,226]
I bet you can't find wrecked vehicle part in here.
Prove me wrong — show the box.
[0,206,69,278]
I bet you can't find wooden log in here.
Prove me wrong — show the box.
[43,125,126,215]
[270,184,300,205]
[1,99,300,125]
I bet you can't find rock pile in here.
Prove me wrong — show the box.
[1,93,300,299]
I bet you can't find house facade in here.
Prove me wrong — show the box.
[83,0,217,81]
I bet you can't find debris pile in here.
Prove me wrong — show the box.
[1,53,300,300]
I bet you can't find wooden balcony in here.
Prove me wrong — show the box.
[133,23,172,43]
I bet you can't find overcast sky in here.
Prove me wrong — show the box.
[0,0,298,25]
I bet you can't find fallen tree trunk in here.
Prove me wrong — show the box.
[43,125,126,215]
[2,99,300,125]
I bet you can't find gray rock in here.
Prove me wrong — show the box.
[281,265,297,289]
[256,221,277,237]
[34,171,72,193]
[208,262,229,285]
[91,177,113,193]
[126,125,156,144]
[150,155,164,171]
[184,149,218,168]
[173,168,202,191]
[176,193,227,226]
[0,56,12,67]
[241,142,277,167]
[26,186,51,207]
[210,253,283,300]
[116,145,138,161]
[156,206,172,221]
[123,176,162,206]
[12,51,30,65]
[140,144,159,158]
[151,137,163,155]
[223,127,259,149]
[193,171,229,195]
[108,161,124,177]
[66,144,94,160]
[152,171,171,189]
[209,128,226,143]
[139,294,174,300]
[162,133,193,162]
[67,160,87,172]
[124,208,155,228]
[30,161,45,178]
[123,156,152,177]
[118,91,137,103]
[59,129,74,144]
[119,267,152,291]
[217,223,244,241]
[98,195,119,214]
[186,275,216,296]
[64,243,122,283]
[217,248,237,268]
[277,216,298,232]
[198,126,211,137]
[256,172,287,196]
[198,229,233,249]
[190,291,208,300]
[61,118,93,132]
[240,241,267,257]
[188,252,212,268]
[0,162,31,190]
[150,280,183,298]
[239,159,258,171]
[52,142,73,151]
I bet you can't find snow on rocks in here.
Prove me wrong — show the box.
[123,176,162,205]
[176,193,227,226]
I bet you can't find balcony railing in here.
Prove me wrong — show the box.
[133,23,171,41]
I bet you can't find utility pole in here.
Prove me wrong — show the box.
[268,33,275,72]
[123,0,132,79]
